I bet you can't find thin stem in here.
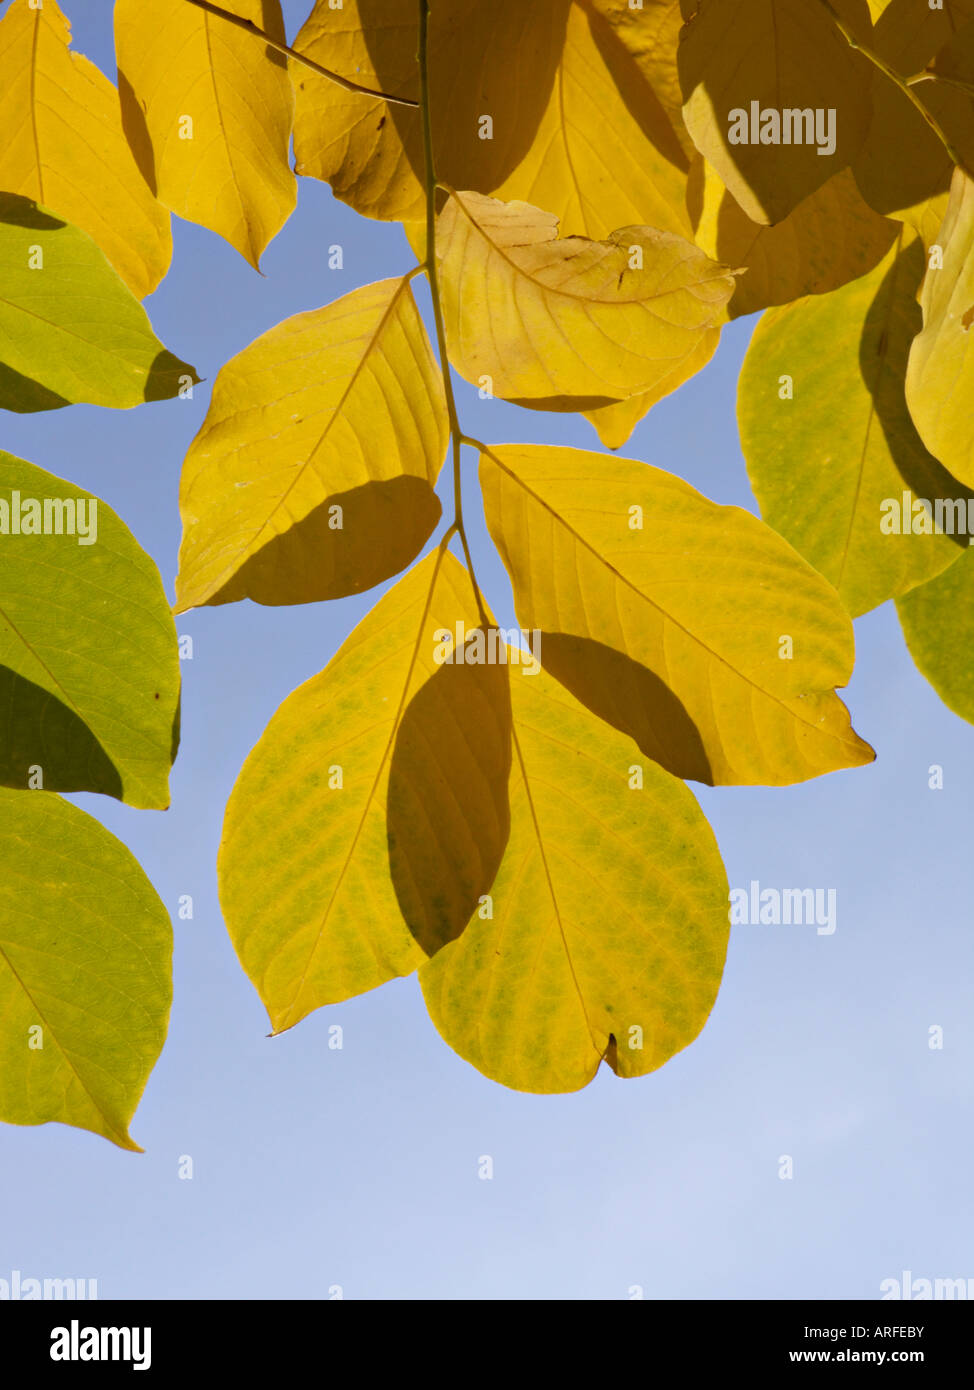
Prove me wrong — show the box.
[181,0,419,108]
[417,0,487,625]
[814,0,967,170]
[909,70,974,101]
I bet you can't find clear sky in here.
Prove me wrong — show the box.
[0,0,971,1301]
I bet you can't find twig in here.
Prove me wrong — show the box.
[181,0,419,108]
[417,0,488,624]
[814,0,967,171]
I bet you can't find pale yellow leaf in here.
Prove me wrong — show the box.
[479,443,875,786]
[0,0,170,298]
[432,191,734,408]
[421,662,729,1093]
[176,276,448,610]
[292,0,692,238]
[219,549,511,1032]
[115,0,295,267]
[905,167,974,490]
[689,161,899,320]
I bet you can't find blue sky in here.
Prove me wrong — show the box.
[0,0,971,1300]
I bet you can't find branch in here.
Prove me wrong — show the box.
[181,0,419,108]
[814,0,967,172]
[417,0,487,625]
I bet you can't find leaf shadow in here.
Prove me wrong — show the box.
[387,645,513,959]
[357,0,568,200]
[0,193,66,230]
[0,665,123,799]
[862,235,974,554]
[586,4,688,174]
[538,634,713,785]
[117,69,157,196]
[0,361,70,414]
[205,475,443,606]
[143,350,200,404]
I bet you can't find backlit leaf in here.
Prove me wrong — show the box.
[588,0,695,160]
[689,161,899,320]
[219,548,512,1032]
[897,547,974,725]
[678,0,872,225]
[851,0,974,231]
[0,193,196,412]
[905,168,974,490]
[431,191,734,410]
[489,0,693,238]
[175,276,447,611]
[479,443,874,786]
[0,451,180,808]
[0,788,171,1151]
[739,234,971,616]
[421,662,729,1093]
[114,0,295,268]
[292,0,692,238]
[0,0,171,298]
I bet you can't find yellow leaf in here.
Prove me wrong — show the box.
[582,391,658,451]
[581,333,719,449]
[219,548,512,1032]
[851,0,974,229]
[740,234,972,617]
[292,0,692,238]
[175,276,447,611]
[432,191,734,409]
[114,0,295,268]
[489,0,692,238]
[479,443,875,786]
[0,0,170,299]
[678,0,873,225]
[421,662,729,1093]
[588,0,695,160]
[905,168,974,490]
[689,161,899,320]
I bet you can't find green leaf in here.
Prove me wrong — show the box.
[897,547,974,725]
[421,661,729,1093]
[0,451,180,808]
[219,549,512,1031]
[0,788,171,1150]
[739,233,972,617]
[175,277,447,610]
[905,168,974,491]
[479,442,874,786]
[0,193,196,412]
